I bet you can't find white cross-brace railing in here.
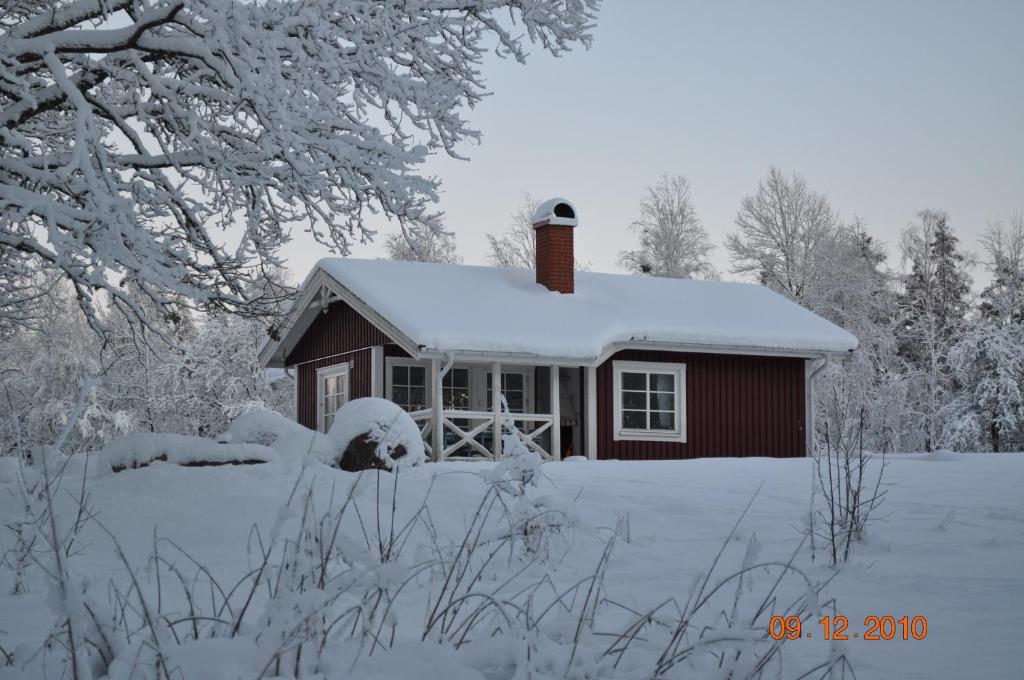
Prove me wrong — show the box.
[409,409,553,461]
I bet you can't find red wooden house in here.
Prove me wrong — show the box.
[259,198,857,461]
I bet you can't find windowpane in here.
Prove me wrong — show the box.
[650,412,675,430]
[650,373,675,392]
[503,374,523,392]
[445,388,470,410]
[622,410,647,429]
[409,366,426,386]
[650,392,675,411]
[506,392,524,412]
[324,413,334,431]
[409,387,426,409]
[622,391,647,410]
[621,372,646,391]
[392,386,408,407]
[445,368,469,389]
[392,365,408,385]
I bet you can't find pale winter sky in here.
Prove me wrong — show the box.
[280,0,1024,287]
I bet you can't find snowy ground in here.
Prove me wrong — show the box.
[1,453,1022,679]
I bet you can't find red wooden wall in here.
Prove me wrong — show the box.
[596,350,807,460]
[287,300,395,430]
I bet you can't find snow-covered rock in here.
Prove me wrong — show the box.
[328,398,425,471]
[100,432,278,472]
[219,409,336,464]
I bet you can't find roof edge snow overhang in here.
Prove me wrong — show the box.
[417,341,851,368]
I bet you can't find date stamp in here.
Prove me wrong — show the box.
[769,615,928,641]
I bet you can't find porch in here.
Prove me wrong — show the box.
[376,353,596,462]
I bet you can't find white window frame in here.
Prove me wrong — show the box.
[384,358,430,412]
[384,358,532,414]
[316,362,351,433]
[612,360,686,443]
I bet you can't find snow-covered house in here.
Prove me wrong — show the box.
[259,198,857,461]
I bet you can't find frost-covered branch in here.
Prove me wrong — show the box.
[1,0,599,334]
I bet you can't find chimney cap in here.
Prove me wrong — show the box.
[531,197,578,228]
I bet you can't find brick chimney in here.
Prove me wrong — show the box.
[531,197,578,294]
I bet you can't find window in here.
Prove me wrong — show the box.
[612,361,685,442]
[487,371,526,413]
[386,361,470,412]
[317,363,350,433]
[443,368,470,410]
[390,363,427,412]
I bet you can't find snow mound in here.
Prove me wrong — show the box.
[101,432,278,472]
[328,398,425,470]
[220,409,336,464]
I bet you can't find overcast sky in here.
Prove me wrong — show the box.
[281,0,1023,287]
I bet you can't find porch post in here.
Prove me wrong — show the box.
[370,346,384,398]
[492,360,503,459]
[585,365,597,460]
[430,357,443,461]
[550,366,561,461]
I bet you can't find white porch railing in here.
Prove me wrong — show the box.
[409,408,554,461]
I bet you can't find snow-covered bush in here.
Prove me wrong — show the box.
[808,388,888,566]
[328,398,426,471]
[485,406,575,556]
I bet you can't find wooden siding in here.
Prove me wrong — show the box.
[596,350,806,460]
[287,300,395,430]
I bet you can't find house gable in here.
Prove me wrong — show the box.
[288,299,409,430]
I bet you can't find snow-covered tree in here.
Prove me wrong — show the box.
[168,314,295,436]
[486,193,542,269]
[0,0,599,336]
[727,167,840,303]
[946,324,1024,452]
[727,170,917,451]
[978,213,1024,323]
[0,281,122,456]
[813,220,911,452]
[618,174,717,279]
[897,210,975,451]
[384,230,461,264]
[0,280,293,454]
[945,215,1024,452]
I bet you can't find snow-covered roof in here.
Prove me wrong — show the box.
[273,258,857,363]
